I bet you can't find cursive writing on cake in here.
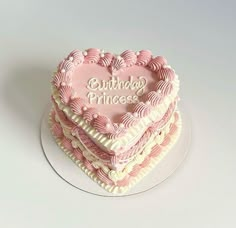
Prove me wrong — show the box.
[86,76,147,105]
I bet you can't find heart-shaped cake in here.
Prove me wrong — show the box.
[50,48,182,193]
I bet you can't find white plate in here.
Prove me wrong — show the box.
[40,104,191,197]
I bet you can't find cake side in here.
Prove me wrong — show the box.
[50,109,182,193]
[52,97,177,170]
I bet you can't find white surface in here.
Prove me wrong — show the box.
[41,105,189,196]
[0,1,235,227]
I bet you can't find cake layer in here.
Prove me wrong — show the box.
[50,110,181,193]
[52,97,177,169]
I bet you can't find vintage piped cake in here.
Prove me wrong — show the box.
[50,48,181,193]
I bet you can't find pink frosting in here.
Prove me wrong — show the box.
[120,112,139,128]
[141,156,151,168]
[148,56,167,72]
[96,169,114,185]
[129,164,141,176]
[117,176,130,186]
[59,86,73,104]
[148,102,176,134]
[107,124,127,139]
[136,50,152,66]
[51,110,56,122]
[110,156,118,167]
[82,108,98,122]
[169,124,178,135]
[161,136,171,146]
[73,125,112,161]
[132,102,151,117]
[155,80,173,96]
[51,122,63,138]
[84,48,100,64]
[67,50,84,65]
[73,148,84,161]
[61,137,73,151]
[58,59,74,73]
[143,91,164,106]
[118,129,152,161]
[157,67,175,81]
[57,59,65,71]
[53,72,72,88]
[109,56,126,75]
[71,126,79,136]
[92,115,115,134]
[84,160,96,172]
[98,52,113,67]
[174,112,179,122]
[120,50,137,67]
[150,144,162,157]
[69,98,86,115]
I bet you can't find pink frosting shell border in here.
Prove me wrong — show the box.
[52,48,177,138]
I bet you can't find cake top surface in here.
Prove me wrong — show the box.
[52,48,177,140]
[71,63,156,122]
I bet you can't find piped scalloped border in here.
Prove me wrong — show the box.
[49,109,182,194]
[51,48,179,140]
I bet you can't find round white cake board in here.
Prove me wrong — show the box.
[40,104,191,197]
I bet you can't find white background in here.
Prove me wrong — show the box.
[0,1,235,227]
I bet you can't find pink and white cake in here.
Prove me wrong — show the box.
[50,48,181,193]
